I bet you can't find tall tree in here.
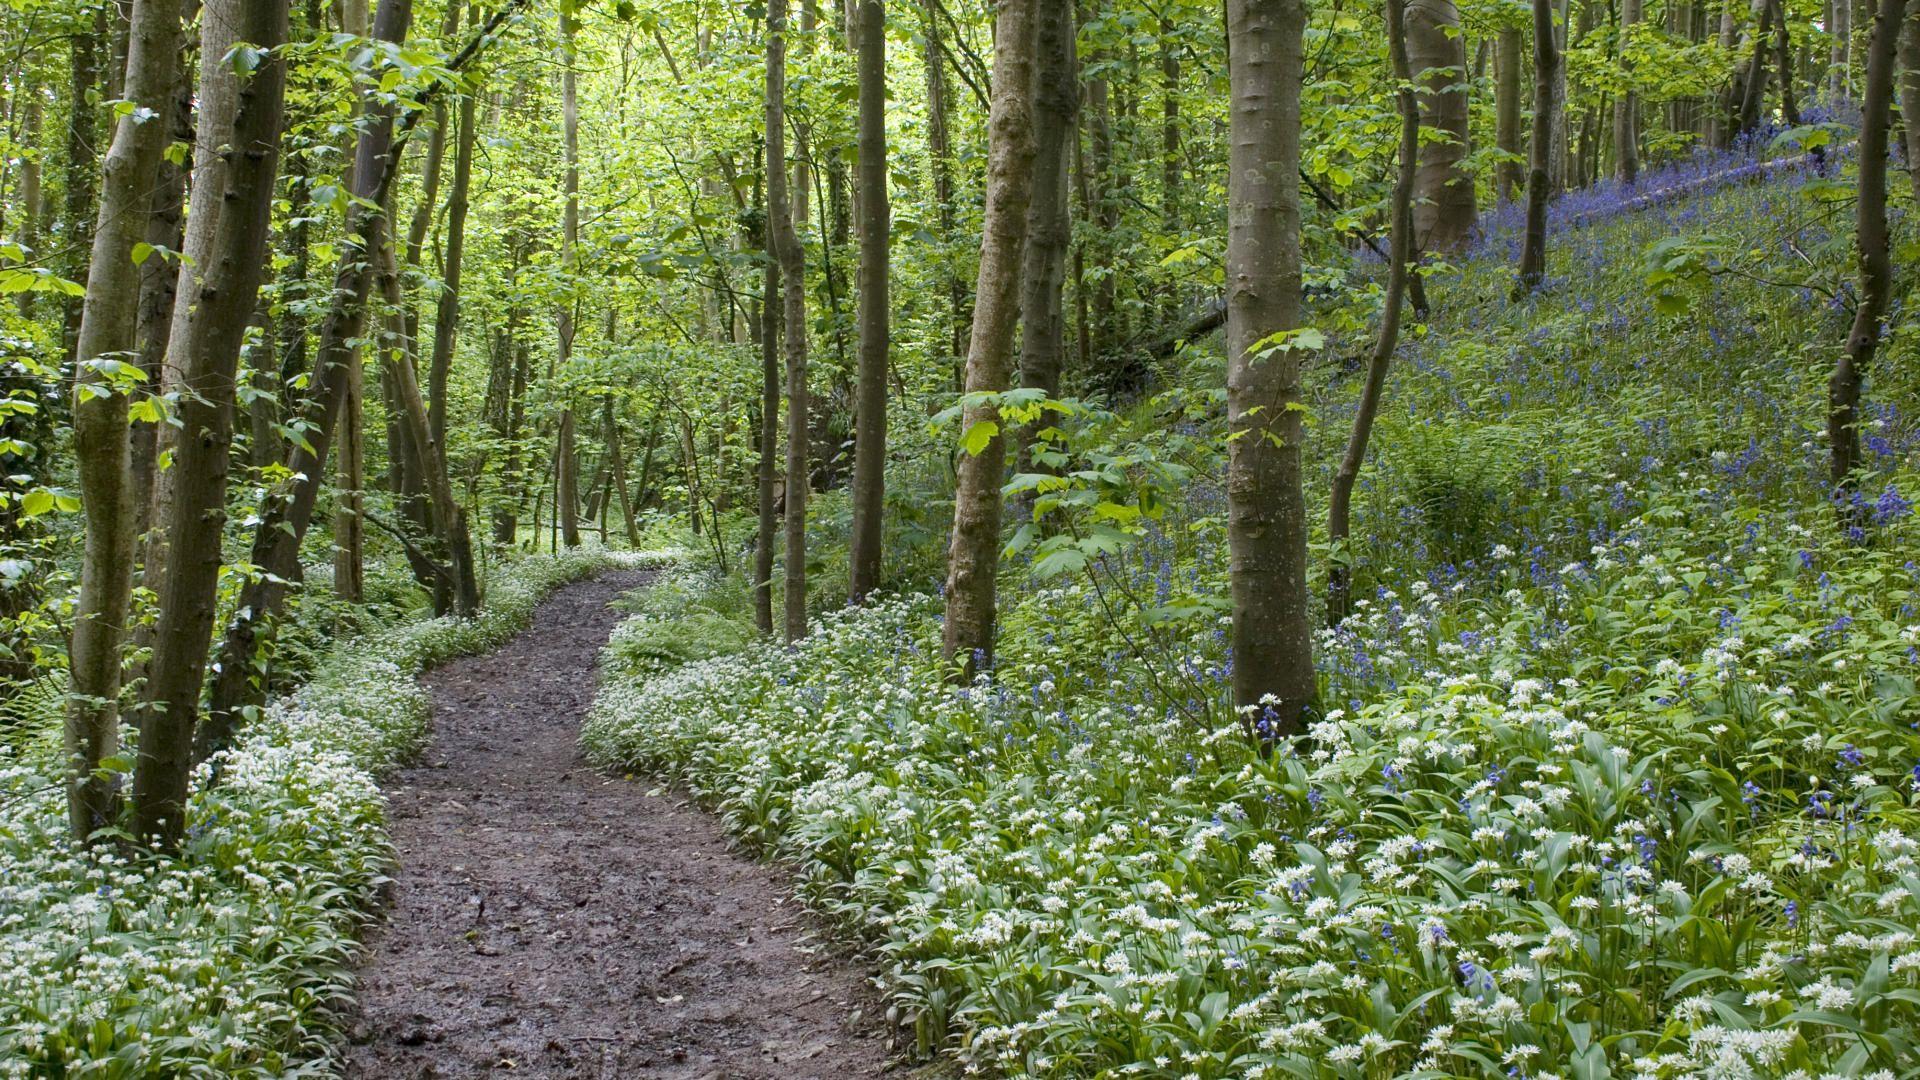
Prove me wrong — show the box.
[63,0,183,841]
[1833,0,1852,100]
[753,173,779,636]
[1017,0,1077,480]
[1516,0,1559,293]
[944,0,1040,677]
[1407,0,1476,252]
[131,0,289,847]
[1832,0,1902,506]
[1330,0,1419,626]
[556,0,582,548]
[768,0,811,642]
[1615,0,1641,183]
[1896,0,1919,199]
[60,2,105,359]
[1495,24,1524,202]
[847,0,890,604]
[1224,0,1315,737]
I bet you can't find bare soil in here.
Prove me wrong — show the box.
[342,570,896,1079]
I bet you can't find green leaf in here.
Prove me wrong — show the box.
[961,420,999,456]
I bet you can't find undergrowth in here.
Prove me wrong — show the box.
[0,547,669,1076]
[586,146,1920,1078]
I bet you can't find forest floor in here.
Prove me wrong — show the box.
[341,569,895,1079]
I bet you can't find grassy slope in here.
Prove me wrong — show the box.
[588,155,1920,1079]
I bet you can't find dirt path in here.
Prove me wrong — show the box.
[344,570,894,1079]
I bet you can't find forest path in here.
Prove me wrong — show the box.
[343,570,893,1079]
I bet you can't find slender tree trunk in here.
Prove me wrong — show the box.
[1771,0,1800,124]
[1616,0,1642,182]
[1224,0,1315,736]
[1330,0,1417,626]
[332,0,371,601]
[130,46,195,557]
[1408,0,1477,251]
[756,252,780,634]
[202,0,418,759]
[429,21,478,452]
[1017,0,1077,483]
[334,338,366,601]
[64,0,184,842]
[768,0,811,642]
[13,93,40,320]
[1549,0,1571,187]
[1517,0,1560,293]
[1833,0,1901,505]
[1496,26,1524,201]
[556,4,581,548]
[942,0,1040,678]
[1834,0,1853,99]
[61,3,106,361]
[847,0,890,603]
[1897,0,1920,198]
[923,0,964,372]
[130,0,287,847]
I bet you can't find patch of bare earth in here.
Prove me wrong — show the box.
[342,570,897,1079]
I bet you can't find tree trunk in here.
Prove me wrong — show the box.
[1896,0,1919,199]
[1017,0,1077,483]
[1834,0,1853,99]
[130,0,287,848]
[1496,26,1524,201]
[130,48,195,558]
[942,0,1040,678]
[556,4,582,548]
[64,0,184,842]
[756,252,780,635]
[1224,0,1315,737]
[61,3,106,361]
[334,335,366,602]
[1616,0,1642,182]
[1407,0,1477,252]
[847,0,890,604]
[1517,0,1560,293]
[923,0,965,373]
[768,0,811,642]
[1549,0,1571,188]
[1833,0,1901,505]
[1330,0,1417,626]
[429,13,478,453]
[1771,0,1799,124]
[13,93,40,320]
[202,0,417,760]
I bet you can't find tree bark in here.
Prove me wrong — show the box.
[922,0,965,373]
[428,8,477,453]
[64,0,184,841]
[13,92,40,320]
[1616,0,1642,182]
[1896,0,1919,199]
[130,0,287,848]
[756,250,780,634]
[1517,0,1560,293]
[942,0,1040,678]
[61,3,106,361]
[1407,0,1477,251]
[1224,0,1315,736]
[1833,0,1901,505]
[1330,0,1417,626]
[1834,0,1853,100]
[847,0,890,604]
[1017,0,1077,483]
[768,0,811,642]
[556,3,582,548]
[1496,26,1524,201]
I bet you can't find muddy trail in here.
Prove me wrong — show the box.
[343,570,895,1079]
